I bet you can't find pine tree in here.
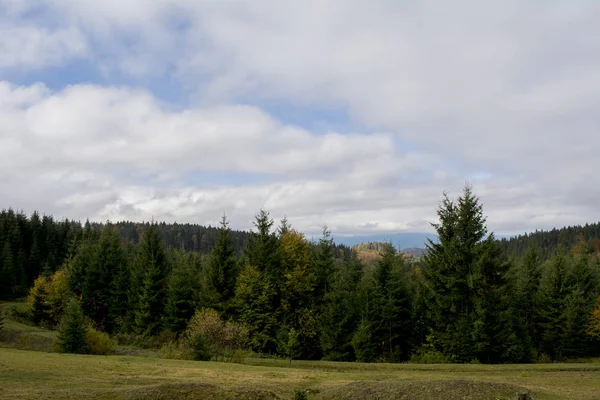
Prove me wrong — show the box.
[423,186,512,362]
[314,226,335,301]
[536,255,568,359]
[233,264,277,353]
[203,214,238,310]
[57,298,88,354]
[320,253,364,360]
[245,210,280,281]
[372,244,413,361]
[165,251,201,333]
[81,224,125,332]
[0,241,16,300]
[132,224,169,336]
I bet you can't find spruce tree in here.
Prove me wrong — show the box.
[314,226,335,301]
[0,241,16,300]
[233,264,277,353]
[203,214,238,310]
[166,251,201,333]
[245,210,280,281]
[320,253,364,360]
[57,298,88,354]
[372,244,413,361]
[537,255,568,359]
[423,186,512,362]
[81,224,125,332]
[132,224,169,336]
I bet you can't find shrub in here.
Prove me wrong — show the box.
[157,340,192,360]
[188,334,211,361]
[86,327,115,355]
[409,347,452,364]
[185,308,249,362]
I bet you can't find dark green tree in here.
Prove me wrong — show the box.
[422,186,514,363]
[132,224,169,336]
[0,241,16,300]
[81,224,125,332]
[165,251,202,333]
[372,244,413,361]
[233,264,277,353]
[203,214,238,310]
[320,253,364,360]
[314,226,335,301]
[57,298,88,354]
[245,210,280,281]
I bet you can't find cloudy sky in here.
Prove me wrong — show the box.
[1,0,599,238]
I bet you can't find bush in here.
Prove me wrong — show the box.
[185,308,249,362]
[86,327,115,355]
[157,340,192,360]
[409,347,452,364]
[188,334,211,361]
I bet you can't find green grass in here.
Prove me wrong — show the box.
[1,348,600,399]
[2,302,600,399]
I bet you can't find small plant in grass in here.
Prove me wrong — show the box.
[0,308,4,333]
[293,389,308,400]
[57,298,88,354]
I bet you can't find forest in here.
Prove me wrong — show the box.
[1,186,600,364]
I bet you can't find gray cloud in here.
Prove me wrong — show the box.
[1,1,599,237]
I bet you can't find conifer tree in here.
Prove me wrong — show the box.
[372,244,413,361]
[0,241,16,300]
[132,224,169,336]
[320,253,364,360]
[423,186,513,362]
[203,214,238,310]
[245,210,280,281]
[314,226,335,301]
[537,255,568,359]
[82,224,125,332]
[233,264,277,353]
[165,251,201,333]
[57,298,88,354]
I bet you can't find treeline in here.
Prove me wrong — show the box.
[2,187,600,363]
[499,223,600,260]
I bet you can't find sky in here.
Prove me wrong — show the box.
[1,0,599,239]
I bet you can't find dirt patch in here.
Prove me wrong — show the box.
[317,379,529,400]
[124,382,280,400]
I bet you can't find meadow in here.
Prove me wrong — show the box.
[2,345,600,400]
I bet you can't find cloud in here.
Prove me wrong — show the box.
[1,1,600,237]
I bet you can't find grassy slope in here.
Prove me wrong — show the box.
[1,348,600,400]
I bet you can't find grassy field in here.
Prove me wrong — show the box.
[2,301,600,400]
[1,348,600,400]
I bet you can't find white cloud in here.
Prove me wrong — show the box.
[1,1,600,237]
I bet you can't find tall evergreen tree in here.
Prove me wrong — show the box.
[372,244,413,361]
[314,226,335,301]
[536,255,568,359]
[132,224,169,336]
[320,253,364,360]
[203,214,238,310]
[0,241,16,300]
[245,210,280,281]
[423,186,514,363]
[57,298,88,354]
[81,224,125,332]
[165,251,201,333]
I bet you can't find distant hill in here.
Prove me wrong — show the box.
[333,232,437,250]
